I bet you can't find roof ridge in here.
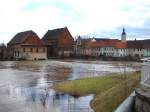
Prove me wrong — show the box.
[8,30,37,45]
[47,27,67,31]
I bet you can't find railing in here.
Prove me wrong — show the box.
[141,59,150,87]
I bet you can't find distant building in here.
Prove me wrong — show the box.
[84,40,103,57]
[42,27,74,58]
[114,41,127,57]
[76,27,140,59]
[143,40,150,57]
[74,36,82,55]
[74,36,91,56]
[0,44,7,60]
[127,40,144,58]
[7,30,47,60]
[84,39,124,57]
[74,27,150,60]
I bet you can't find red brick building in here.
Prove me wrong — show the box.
[7,30,47,60]
[42,27,74,58]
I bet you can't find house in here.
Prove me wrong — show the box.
[84,40,103,57]
[7,30,47,60]
[74,36,82,55]
[74,36,91,56]
[143,40,150,57]
[75,36,114,57]
[0,44,7,60]
[114,42,127,57]
[101,39,119,57]
[127,40,144,58]
[84,39,120,57]
[42,27,74,58]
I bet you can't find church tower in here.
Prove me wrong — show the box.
[121,27,127,42]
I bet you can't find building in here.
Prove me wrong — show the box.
[74,36,82,55]
[74,36,91,56]
[84,40,103,57]
[75,27,150,60]
[114,42,127,57]
[101,39,119,57]
[84,39,123,57]
[121,27,127,42]
[127,40,144,58]
[0,44,7,60]
[7,30,47,60]
[143,40,150,57]
[42,27,74,58]
[76,28,130,58]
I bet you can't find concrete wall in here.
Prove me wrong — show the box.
[135,96,150,112]
[135,85,150,112]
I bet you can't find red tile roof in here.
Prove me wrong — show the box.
[115,42,127,49]
[85,39,124,49]
[84,38,150,49]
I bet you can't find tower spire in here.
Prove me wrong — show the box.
[122,27,126,35]
[121,27,127,42]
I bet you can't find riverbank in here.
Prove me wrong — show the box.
[52,72,140,112]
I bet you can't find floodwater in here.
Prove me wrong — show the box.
[0,60,141,112]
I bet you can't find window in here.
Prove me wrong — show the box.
[77,40,81,45]
[23,48,25,52]
[30,48,33,52]
[17,51,19,57]
[36,48,38,52]
[43,48,45,52]
[14,51,16,56]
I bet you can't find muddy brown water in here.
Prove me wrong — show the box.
[0,60,140,112]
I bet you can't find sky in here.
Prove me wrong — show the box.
[0,0,150,43]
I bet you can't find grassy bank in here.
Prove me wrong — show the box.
[52,72,140,112]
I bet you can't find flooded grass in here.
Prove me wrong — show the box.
[52,72,140,112]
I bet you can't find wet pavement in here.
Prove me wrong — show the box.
[0,60,140,112]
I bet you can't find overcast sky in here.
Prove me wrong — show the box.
[0,0,150,43]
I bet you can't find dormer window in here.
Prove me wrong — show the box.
[77,40,81,45]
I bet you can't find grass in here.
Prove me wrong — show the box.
[52,72,140,112]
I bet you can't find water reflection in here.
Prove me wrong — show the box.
[0,60,140,112]
[8,86,93,112]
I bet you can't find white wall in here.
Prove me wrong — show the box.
[22,52,47,60]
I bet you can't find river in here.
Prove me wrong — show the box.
[0,60,140,112]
